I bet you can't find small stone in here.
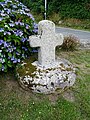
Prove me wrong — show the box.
[58,21,62,24]
[32,102,35,105]
[21,62,27,66]
[26,71,28,73]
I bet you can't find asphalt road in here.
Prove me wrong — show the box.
[56,27,90,43]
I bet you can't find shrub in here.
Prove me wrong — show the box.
[0,0,38,72]
[19,0,44,14]
[61,35,80,51]
[20,0,90,20]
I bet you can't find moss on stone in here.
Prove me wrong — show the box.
[55,87,63,93]
[16,56,37,78]
[66,67,72,71]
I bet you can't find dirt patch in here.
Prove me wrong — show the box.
[48,93,59,105]
[47,88,75,105]
[0,71,76,105]
[0,72,49,105]
[62,89,75,102]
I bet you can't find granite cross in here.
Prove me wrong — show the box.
[29,20,64,66]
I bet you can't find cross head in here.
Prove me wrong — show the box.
[29,20,63,66]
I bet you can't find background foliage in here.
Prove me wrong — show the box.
[19,0,90,19]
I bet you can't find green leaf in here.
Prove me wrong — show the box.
[8,53,12,57]
[7,61,12,67]
[4,37,6,41]
[0,53,1,56]
[0,63,2,68]
[3,59,5,63]
[7,39,11,42]
[17,49,21,53]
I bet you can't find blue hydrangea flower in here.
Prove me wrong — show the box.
[1,66,5,71]
[0,40,4,45]
[0,17,3,21]
[0,28,4,32]
[21,37,27,42]
[9,23,15,27]
[0,0,38,72]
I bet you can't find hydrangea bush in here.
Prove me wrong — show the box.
[0,0,38,72]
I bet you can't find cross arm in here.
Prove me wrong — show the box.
[29,35,41,47]
[55,33,64,46]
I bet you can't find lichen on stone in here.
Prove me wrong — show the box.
[16,57,76,94]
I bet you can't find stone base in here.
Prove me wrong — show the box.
[16,58,76,94]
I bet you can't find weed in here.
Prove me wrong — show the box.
[61,35,80,51]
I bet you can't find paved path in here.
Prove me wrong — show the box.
[56,27,90,43]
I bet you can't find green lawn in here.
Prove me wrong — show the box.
[0,49,90,120]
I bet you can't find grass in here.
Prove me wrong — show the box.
[0,49,90,120]
[33,12,90,32]
[58,18,90,31]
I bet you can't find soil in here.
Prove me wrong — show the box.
[0,71,75,104]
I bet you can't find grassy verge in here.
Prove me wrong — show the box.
[33,13,90,31]
[57,18,90,31]
[0,49,90,120]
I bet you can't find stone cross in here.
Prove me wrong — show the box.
[29,20,64,66]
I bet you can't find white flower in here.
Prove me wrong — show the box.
[0,50,2,53]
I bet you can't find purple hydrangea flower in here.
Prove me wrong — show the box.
[31,49,38,53]
[14,30,23,37]
[0,28,4,32]
[26,24,29,29]
[0,40,4,45]
[22,54,25,58]
[33,29,38,33]
[0,58,2,63]
[7,9,11,14]
[0,17,3,21]
[0,58,5,63]
[7,48,12,52]
[0,0,38,72]
[13,46,16,50]
[22,46,28,51]
[15,21,24,26]
[11,56,16,61]
[4,8,11,14]
[34,23,38,29]
[4,41,8,47]
[1,13,6,17]
[16,52,20,55]
[21,37,27,42]
[4,31,11,35]
[17,59,20,62]
[26,13,34,21]
[1,66,5,71]
[13,5,17,9]
[9,23,15,27]
[13,59,17,63]
[0,2,5,7]
[15,22,19,25]
[20,22,24,26]
[8,56,11,59]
